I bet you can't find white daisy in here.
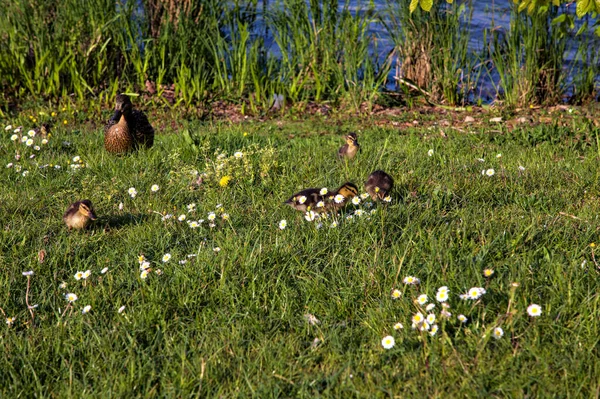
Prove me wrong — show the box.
[417,294,428,305]
[381,335,395,349]
[82,305,91,314]
[527,304,542,317]
[65,293,78,302]
[162,253,171,262]
[429,324,439,336]
[334,194,344,204]
[493,327,504,339]
[279,220,287,230]
[428,149,434,157]
[351,196,361,205]
[319,188,328,195]
[485,168,495,177]
[151,184,160,192]
[128,187,137,198]
[304,210,318,222]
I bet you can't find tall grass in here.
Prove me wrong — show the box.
[381,0,475,106]
[0,0,597,110]
[487,4,567,107]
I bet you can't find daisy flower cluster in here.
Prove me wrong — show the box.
[5,123,51,176]
[159,202,231,230]
[381,274,544,349]
[138,255,164,279]
[280,190,390,231]
[197,143,279,189]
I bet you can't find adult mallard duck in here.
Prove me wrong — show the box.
[364,170,394,200]
[337,132,360,160]
[104,94,154,154]
[63,200,97,230]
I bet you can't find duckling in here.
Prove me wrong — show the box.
[327,182,359,211]
[63,200,97,230]
[364,170,394,200]
[104,94,154,154]
[285,187,328,212]
[337,132,360,160]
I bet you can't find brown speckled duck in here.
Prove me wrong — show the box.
[285,187,329,212]
[63,200,97,230]
[326,182,359,211]
[104,94,154,154]
[364,170,394,200]
[337,132,360,160]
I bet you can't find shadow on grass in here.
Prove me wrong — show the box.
[94,213,149,231]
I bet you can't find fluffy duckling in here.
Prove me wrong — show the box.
[327,182,359,210]
[104,94,154,154]
[63,200,97,230]
[364,170,394,200]
[337,132,360,160]
[285,187,329,212]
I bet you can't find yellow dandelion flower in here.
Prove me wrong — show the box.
[219,176,232,187]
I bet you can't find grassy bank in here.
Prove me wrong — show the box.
[1,107,600,396]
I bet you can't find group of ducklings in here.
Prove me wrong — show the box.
[64,95,154,230]
[64,96,392,229]
[285,132,394,214]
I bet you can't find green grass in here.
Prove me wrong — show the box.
[2,110,600,397]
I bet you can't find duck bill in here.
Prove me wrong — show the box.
[89,212,97,220]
